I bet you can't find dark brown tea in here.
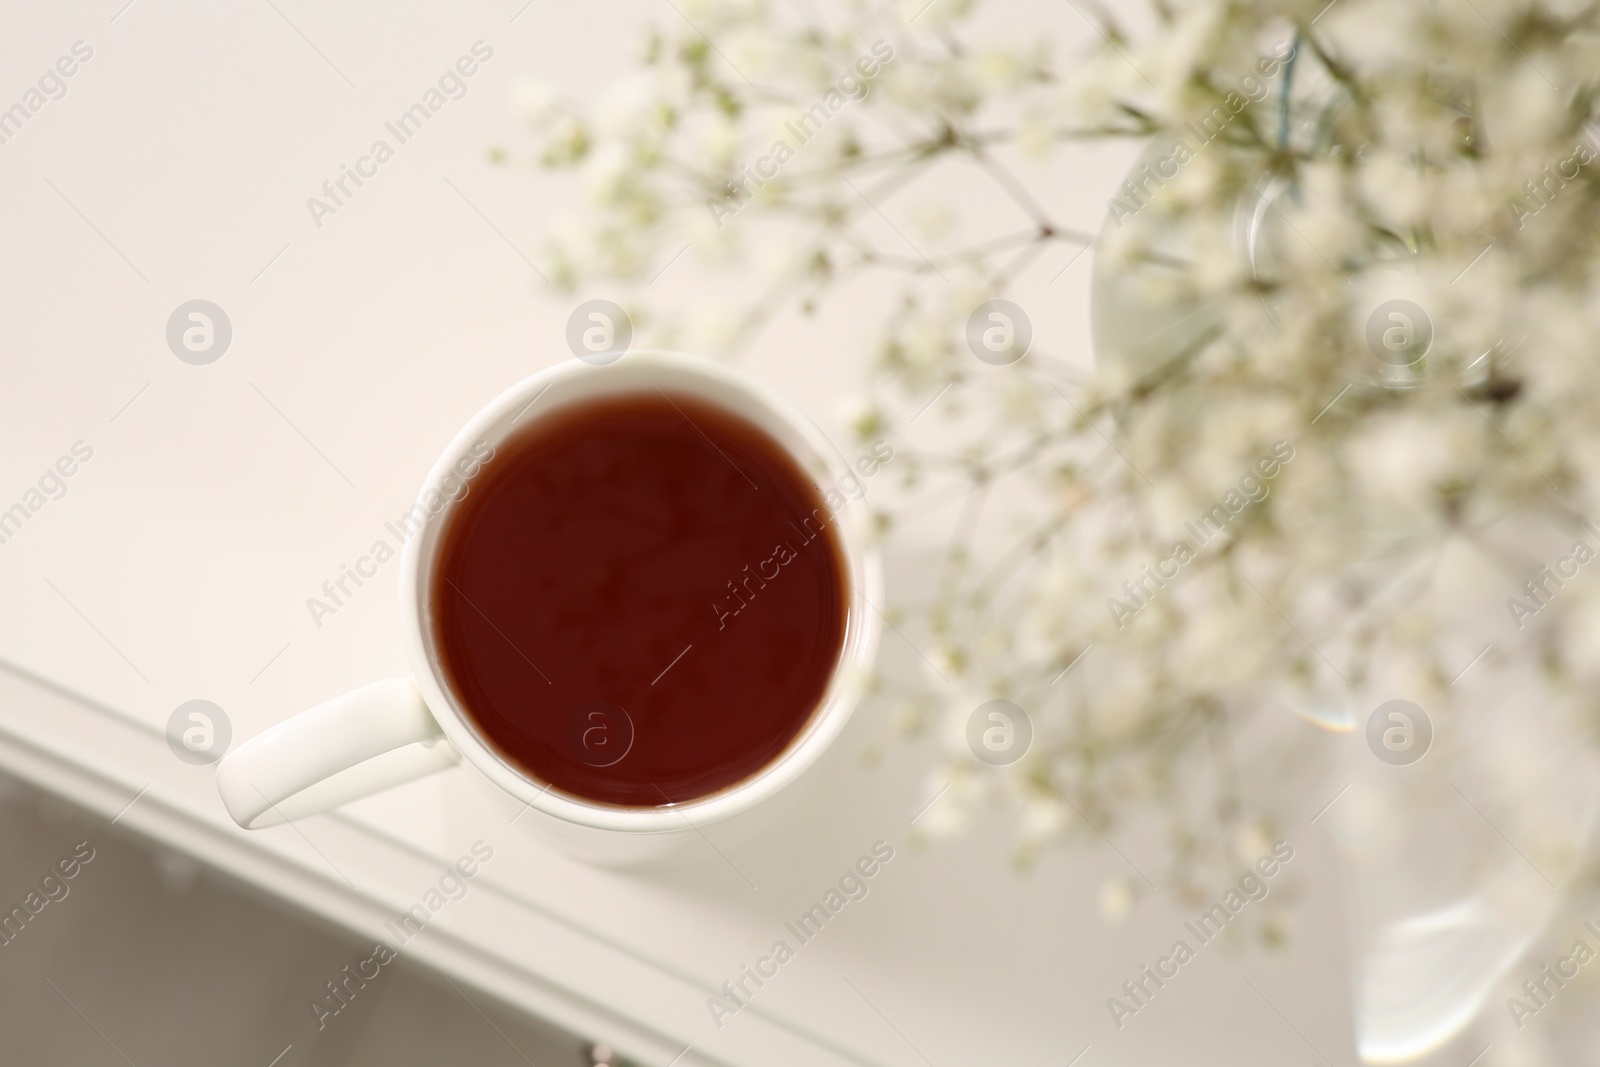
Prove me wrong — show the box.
[431,390,849,808]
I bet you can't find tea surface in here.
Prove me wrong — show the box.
[432,391,848,807]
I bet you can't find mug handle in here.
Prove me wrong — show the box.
[216,678,460,829]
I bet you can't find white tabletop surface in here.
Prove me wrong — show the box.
[0,2,1365,1064]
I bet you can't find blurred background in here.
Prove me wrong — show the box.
[2,0,1598,1064]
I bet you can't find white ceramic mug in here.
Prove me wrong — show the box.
[216,350,881,863]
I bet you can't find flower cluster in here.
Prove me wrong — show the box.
[507,0,1600,921]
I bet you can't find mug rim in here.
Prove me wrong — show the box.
[398,349,882,834]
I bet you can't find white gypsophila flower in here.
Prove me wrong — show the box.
[1084,668,1154,743]
[682,197,742,262]
[1017,561,1095,661]
[1234,820,1272,864]
[1138,2,1216,95]
[518,0,1600,898]
[1490,65,1571,154]
[936,686,988,759]
[897,316,958,384]
[1356,149,1430,234]
[679,0,764,31]
[996,372,1050,427]
[722,27,779,81]
[1016,105,1057,160]
[973,47,1028,92]
[695,113,742,171]
[685,301,740,355]
[833,393,882,442]
[541,114,590,166]
[1100,876,1138,922]
[751,233,809,283]
[514,80,560,126]
[1318,0,1430,73]
[593,76,674,155]
[1017,791,1074,848]
[1287,166,1366,271]
[580,142,636,206]
[913,768,979,839]
[888,698,925,736]
[1058,47,1138,121]
[897,0,974,30]
[1559,596,1600,680]
[910,199,954,243]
